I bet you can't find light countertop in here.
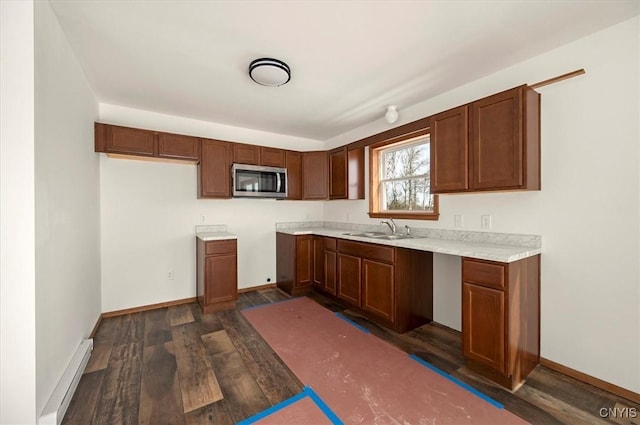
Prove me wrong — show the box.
[195,224,237,241]
[276,224,541,263]
[196,231,237,241]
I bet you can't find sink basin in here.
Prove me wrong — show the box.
[342,231,386,237]
[371,234,414,240]
[342,231,414,240]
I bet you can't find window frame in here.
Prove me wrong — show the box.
[368,129,439,221]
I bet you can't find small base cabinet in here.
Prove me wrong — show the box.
[462,256,540,390]
[276,233,313,296]
[197,238,238,313]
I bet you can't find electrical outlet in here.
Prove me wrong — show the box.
[481,215,492,229]
[454,214,464,227]
[200,215,206,223]
[167,271,174,280]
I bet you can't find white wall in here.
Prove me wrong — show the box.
[0,1,37,424]
[99,106,325,312]
[324,17,640,393]
[98,17,639,394]
[34,0,102,417]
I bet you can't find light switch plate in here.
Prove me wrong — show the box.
[454,214,464,227]
[481,215,492,229]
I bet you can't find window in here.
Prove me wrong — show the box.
[369,131,438,220]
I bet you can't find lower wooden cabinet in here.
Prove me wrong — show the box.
[362,259,395,323]
[323,238,337,295]
[276,233,433,333]
[462,256,540,389]
[276,233,313,296]
[312,236,324,288]
[337,253,362,305]
[462,283,505,373]
[197,238,238,313]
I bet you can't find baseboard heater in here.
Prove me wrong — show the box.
[39,338,93,425]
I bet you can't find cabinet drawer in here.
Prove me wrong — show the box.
[462,258,505,289]
[205,240,237,256]
[324,237,337,251]
[338,240,394,263]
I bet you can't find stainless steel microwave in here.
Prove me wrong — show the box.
[231,163,287,198]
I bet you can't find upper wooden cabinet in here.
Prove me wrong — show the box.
[261,147,286,167]
[198,139,232,198]
[302,151,328,200]
[430,105,469,193]
[95,123,199,161]
[329,146,365,200]
[233,143,286,168]
[285,150,302,200]
[430,85,540,194]
[95,123,156,157]
[233,143,260,165]
[158,133,200,161]
[329,147,348,199]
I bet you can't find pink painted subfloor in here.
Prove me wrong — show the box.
[243,297,530,425]
[252,396,334,425]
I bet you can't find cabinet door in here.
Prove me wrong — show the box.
[205,254,237,304]
[329,147,347,199]
[261,147,285,167]
[199,139,232,198]
[158,133,200,161]
[430,105,469,193]
[337,253,361,305]
[233,143,260,165]
[295,236,313,288]
[104,124,156,156]
[285,151,302,200]
[312,236,324,288]
[362,260,395,322]
[462,282,506,374]
[470,87,524,190]
[347,147,365,199]
[302,151,328,200]
[324,250,337,295]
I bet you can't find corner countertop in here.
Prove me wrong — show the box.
[275,222,541,263]
[195,224,237,241]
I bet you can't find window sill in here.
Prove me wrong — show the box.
[368,211,440,221]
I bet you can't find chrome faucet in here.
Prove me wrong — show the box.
[381,218,397,234]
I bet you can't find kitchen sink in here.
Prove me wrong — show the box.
[371,234,414,240]
[342,231,387,237]
[342,231,414,240]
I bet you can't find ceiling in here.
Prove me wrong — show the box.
[50,0,639,141]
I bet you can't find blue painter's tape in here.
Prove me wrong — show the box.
[236,386,343,425]
[408,354,504,409]
[304,386,344,425]
[334,312,370,333]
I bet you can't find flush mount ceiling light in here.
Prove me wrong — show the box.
[249,58,291,87]
[384,105,399,124]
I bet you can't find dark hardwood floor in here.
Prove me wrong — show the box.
[63,288,639,425]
